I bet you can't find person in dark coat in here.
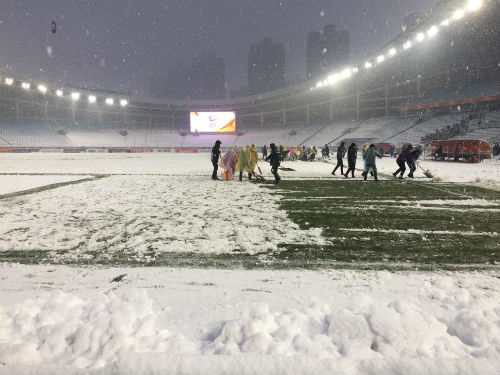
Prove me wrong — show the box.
[332,141,346,175]
[344,143,357,178]
[407,148,421,178]
[393,143,412,179]
[211,140,222,180]
[265,143,281,183]
[262,145,268,159]
[322,144,330,158]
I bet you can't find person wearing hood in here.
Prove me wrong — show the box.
[248,144,259,179]
[236,145,252,181]
[344,143,358,178]
[407,147,421,178]
[265,143,281,183]
[362,144,382,181]
[262,145,268,159]
[332,141,346,175]
[211,140,222,180]
[393,143,413,179]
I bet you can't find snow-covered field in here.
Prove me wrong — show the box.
[0,153,499,374]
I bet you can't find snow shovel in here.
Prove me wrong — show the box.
[279,167,296,171]
[416,161,433,178]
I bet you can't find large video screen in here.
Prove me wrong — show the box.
[190,111,236,133]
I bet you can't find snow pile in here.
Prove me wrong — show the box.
[209,297,499,361]
[0,290,196,370]
[0,286,498,374]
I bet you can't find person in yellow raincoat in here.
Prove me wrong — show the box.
[248,144,259,179]
[236,145,253,181]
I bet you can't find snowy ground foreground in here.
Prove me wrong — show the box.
[0,264,499,375]
[0,153,499,374]
[1,152,499,189]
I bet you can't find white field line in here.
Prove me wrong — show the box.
[339,228,500,237]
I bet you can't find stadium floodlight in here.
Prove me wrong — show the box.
[403,40,412,50]
[56,89,63,97]
[427,26,438,37]
[452,9,465,20]
[5,77,14,85]
[21,82,31,90]
[466,0,482,11]
[37,84,47,94]
[88,95,97,103]
[341,68,352,79]
[105,97,114,105]
[441,19,450,26]
[388,48,397,57]
[120,99,128,107]
[364,61,372,69]
[328,74,338,84]
[71,92,80,101]
[316,81,323,88]
[351,67,359,73]
[416,32,425,42]
[377,55,385,63]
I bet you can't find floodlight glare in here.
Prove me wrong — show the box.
[120,99,128,107]
[341,68,352,79]
[427,26,438,37]
[316,81,323,88]
[71,92,80,101]
[105,98,114,105]
[403,41,412,50]
[466,0,482,11]
[328,74,338,84]
[416,33,425,42]
[5,78,14,85]
[441,19,450,26]
[56,89,63,97]
[88,95,97,103]
[377,55,385,63]
[21,82,31,90]
[364,61,372,69]
[452,9,465,19]
[388,48,397,57]
[37,84,47,94]
[351,67,359,73]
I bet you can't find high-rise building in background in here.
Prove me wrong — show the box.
[150,55,225,100]
[190,55,226,100]
[306,25,349,80]
[248,38,285,95]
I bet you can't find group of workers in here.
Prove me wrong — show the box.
[211,140,422,183]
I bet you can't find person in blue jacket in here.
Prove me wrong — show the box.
[363,144,382,181]
[407,147,421,178]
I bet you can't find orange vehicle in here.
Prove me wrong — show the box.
[425,139,491,162]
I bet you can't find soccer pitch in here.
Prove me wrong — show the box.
[1,164,498,270]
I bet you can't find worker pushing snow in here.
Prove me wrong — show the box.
[236,145,254,181]
[362,144,382,181]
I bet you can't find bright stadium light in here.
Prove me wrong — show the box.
[452,9,465,20]
[416,32,425,42]
[364,61,372,69]
[316,81,323,88]
[56,89,63,97]
[351,67,359,73]
[441,19,450,26]
[71,92,80,101]
[388,48,397,57]
[88,95,97,103]
[120,99,128,107]
[427,26,438,37]
[328,74,338,84]
[466,0,482,11]
[377,55,385,63]
[403,40,412,50]
[37,84,47,94]
[341,68,352,79]
[5,77,13,85]
[105,97,114,105]
[21,82,31,90]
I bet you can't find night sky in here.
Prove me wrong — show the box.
[0,0,436,97]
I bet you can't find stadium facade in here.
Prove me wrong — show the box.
[0,0,499,147]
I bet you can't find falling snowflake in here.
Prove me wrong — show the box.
[320,10,325,17]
